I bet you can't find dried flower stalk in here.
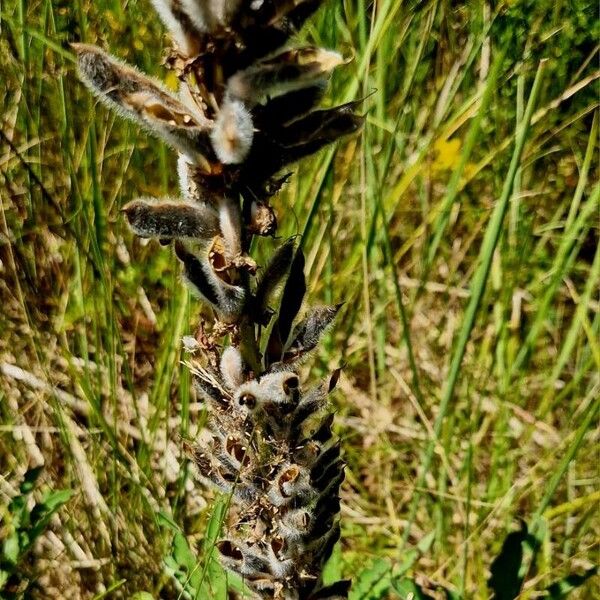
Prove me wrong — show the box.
[75,1,361,598]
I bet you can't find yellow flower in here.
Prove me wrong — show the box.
[433,137,461,171]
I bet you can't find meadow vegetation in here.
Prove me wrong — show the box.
[0,0,598,598]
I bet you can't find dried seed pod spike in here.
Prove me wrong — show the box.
[76,0,362,596]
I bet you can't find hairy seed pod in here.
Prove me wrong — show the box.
[258,371,300,407]
[180,0,215,31]
[267,538,295,578]
[74,44,213,165]
[269,464,312,506]
[194,377,227,408]
[253,238,295,320]
[181,0,242,32]
[176,242,246,322]
[211,98,254,164]
[216,197,243,258]
[122,198,219,241]
[150,0,200,54]
[276,104,364,148]
[280,508,311,540]
[227,48,344,106]
[217,540,270,577]
[220,346,245,390]
[285,304,342,360]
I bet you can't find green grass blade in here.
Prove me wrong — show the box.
[401,60,546,547]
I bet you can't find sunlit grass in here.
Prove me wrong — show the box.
[0,0,598,598]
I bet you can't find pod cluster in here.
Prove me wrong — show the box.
[192,344,347,599]
[75,0,360,597]
[75,0,361,321]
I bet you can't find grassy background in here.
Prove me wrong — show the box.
[0,0,598,598]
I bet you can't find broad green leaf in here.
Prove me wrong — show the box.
[203,496,227,552]
[39,489,73,513]
[225,570,253,597]
[349,558,392,600]
[164,554,195,600]
[173,532,199,579]
[322,542,343,585]
[7,496,27,530]
[204,559,227,600]
[201,497,228,600]
[28,489,73,546]
[161,502,229,600]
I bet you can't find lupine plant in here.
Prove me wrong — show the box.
[75,1,361,598]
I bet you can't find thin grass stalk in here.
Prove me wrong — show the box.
[421,46,506,291]
[511,181,600,375]
[400,59,546,548]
